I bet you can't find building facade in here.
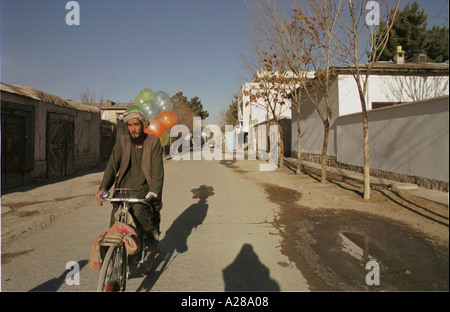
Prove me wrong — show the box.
[1,83,101,190]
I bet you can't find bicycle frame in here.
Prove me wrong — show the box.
[96,189,155,291]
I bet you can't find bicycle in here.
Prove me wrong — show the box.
[96,188,159,292]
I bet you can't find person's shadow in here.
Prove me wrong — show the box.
[222,244,280,291]
[137,185,214,291]
[29,260,89,291]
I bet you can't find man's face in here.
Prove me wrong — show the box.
[126,118,144,140]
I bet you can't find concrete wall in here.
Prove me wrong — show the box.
[292,95,448,187]
[291,71,449,187]
[291,79,339,157]
[336,96,449,183]
[74,109,101,171]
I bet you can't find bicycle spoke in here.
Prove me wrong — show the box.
[98,245,127,292]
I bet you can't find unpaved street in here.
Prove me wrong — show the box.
[1,156,448,292]
[1,157,306,291]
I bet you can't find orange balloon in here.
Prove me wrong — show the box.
[157,110,178,130]
[144,119,164,138]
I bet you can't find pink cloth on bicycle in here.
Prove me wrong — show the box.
[89,222,141,271]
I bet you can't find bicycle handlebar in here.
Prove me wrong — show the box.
[100,190,158,204]
[103,197,152,203]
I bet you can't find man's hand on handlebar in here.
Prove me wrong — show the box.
[95,189,162,210]
[145,191,158,200]
[145,192,162,211]
[95,188,109,206]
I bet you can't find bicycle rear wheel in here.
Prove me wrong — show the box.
[96,244,128,292]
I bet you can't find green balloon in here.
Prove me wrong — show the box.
[134,94,144,107]
[126,105,140,112]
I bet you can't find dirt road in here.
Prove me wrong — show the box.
[1,156,448,291]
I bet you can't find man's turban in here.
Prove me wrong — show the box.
[123,110,149,129]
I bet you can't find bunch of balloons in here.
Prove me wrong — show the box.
[126,88,178,146]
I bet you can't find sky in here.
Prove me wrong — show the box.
[1,0,448,124]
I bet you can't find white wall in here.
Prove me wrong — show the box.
[338,75,365,115]
[337,74,449,114]
[238,82,292,133]
[337,96,448,183]
[291,73,449,184]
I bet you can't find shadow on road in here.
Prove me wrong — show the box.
[29,259,88,292]
[286,162,449,227]
[136,185,214,291]
[1,167,105,196]
[222,244,280,291]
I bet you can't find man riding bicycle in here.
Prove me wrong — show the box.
[95,110,164,263]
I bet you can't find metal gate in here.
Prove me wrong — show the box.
[1,102,34,190]
[47,113,75,178]
[1,114,26,188]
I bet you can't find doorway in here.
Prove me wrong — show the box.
[47,113,75,178]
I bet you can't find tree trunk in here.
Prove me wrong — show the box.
[356,74,371,200]
[296,104,302,174]
[362,112,371,200]
[321,119,329,183]
[278,122,284,168]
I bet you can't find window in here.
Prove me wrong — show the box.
[372,102,402,110]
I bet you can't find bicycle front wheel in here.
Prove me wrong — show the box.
[96,244,128,292]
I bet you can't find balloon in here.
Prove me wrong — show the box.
[139,100,161,120]
[140,88,154,100]
[153,91,173,111]
[157,110,178,130]
[160,130,169,146]
[144,119,164,137]
[125,105,140,112]
[133,93,146,107]
[133,89,154,107]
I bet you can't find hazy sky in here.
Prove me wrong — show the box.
[1,0,448,123]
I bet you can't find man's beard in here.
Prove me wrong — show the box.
[129,129,146,145]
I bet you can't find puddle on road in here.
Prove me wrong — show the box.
[264,183,449,291]
[339,232,374,263]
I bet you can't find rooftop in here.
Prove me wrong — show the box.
[0,82,99,113]
[331,61,449,75]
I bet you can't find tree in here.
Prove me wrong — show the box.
[224,95,239,126]
[290,0,343,183]
[248,64,294,168]
[78,87,103,106]
[246,0,402,198]
[332,0,402,200]
[189,96,209,120]
[245,0,308,172]
[246,0,340,181]
[171,92,197,132]
[378,1,449,62]
[378,1,427,61]
[171,91,210,131]
[425,25,449,63]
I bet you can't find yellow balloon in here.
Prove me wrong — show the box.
[160,130,169,146]
[133,88,154,107]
